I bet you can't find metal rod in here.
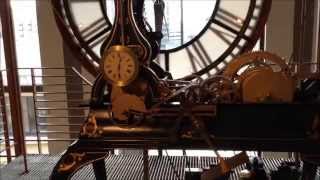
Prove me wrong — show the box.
[0,71,11,162]
[38,131,79,134]
[180,0,184,45]
[35,107,87,110]
[33,75,76,78]
[35,99,87,103]
[143,148,150,180]
[71,67,93,87]
[164,52,169,71]
[36,115,86,118]
[37,123,82,127]
[31,69,42,154]
[260,25,266,51]
[23,139,76,142]
[35,91,91,94]
[0,155,17,158]
[40,83,90,86]
[0,0,28,173]
[257,25,264,158]
[190,115,222,160]
[19,67,74,70]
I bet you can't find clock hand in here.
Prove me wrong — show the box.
[118,53,122,79]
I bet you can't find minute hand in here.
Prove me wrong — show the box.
[118,53,122,79]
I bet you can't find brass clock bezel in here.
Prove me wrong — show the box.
[101,45,139,87]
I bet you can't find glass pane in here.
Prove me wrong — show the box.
[10,0,42,85]
[0,21,5,70]
[70,0,112,58]
[145,0,217,50]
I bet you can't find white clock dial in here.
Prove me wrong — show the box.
[102,45,139,86]
[55,0,271,78]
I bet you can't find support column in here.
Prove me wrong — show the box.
[36,0,69,154]
[293,0,316,75]
[0,0,27,171]
[266,0,295,59]
[63,43,84,138]
[264,0,295,159]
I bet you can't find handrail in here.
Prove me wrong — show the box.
[29,67,91,155]
[0,69,12,163]
[0,67,93,155]
[71,67,93,87]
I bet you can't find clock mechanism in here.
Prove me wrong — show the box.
[49,0,320,180]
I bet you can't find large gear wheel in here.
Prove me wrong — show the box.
[223,51,296,103]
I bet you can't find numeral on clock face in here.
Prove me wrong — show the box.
[55,0,271,78]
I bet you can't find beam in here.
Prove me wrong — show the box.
[0,0,28,172]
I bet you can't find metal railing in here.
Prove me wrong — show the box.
[0,71,12,165]
[0,67,92,159]
[29,67,92,154]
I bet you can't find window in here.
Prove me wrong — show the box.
[0,0,43,154]
[144,0,214,50]
[0,0,42,86]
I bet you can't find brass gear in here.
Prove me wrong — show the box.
[223,51,296,103]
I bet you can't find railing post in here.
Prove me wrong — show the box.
[0,70,11,163]
[31,68,42,154]
[0,0,28,172]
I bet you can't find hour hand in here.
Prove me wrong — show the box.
[118,53,121,79]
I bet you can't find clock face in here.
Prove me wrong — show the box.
[143,0,217,51]
[52,0,271,78]
[101,46,139,86]
[52,0,112,75]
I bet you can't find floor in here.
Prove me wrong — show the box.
[0,155,319,180]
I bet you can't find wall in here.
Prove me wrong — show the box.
[266,0,295,60]
[263,0,295,158]
[36,0,69,154]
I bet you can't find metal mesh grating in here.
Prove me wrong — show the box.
[0,154,319,180]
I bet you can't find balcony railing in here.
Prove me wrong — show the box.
[0,67,92,165]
